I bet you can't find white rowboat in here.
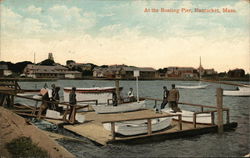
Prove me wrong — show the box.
[103,117,172,136]
[92,100,146,114]
[223,87,250,97]
[162,108,212,124]
[176,84,208,89]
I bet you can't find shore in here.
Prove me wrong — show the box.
[0,107,74,158]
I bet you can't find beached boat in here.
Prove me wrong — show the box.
[63,87,122,104]
[103,117,172,136]
[92,100,146,114]
[223,86,250,97]
[162,108,212,124]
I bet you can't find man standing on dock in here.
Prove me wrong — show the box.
[160,86,169,109]
[168,84,181,113]
[63,87,77,124]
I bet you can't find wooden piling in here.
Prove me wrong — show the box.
[178,115,182,130]
[193,113,197,128]
[216,88,224,134]
[211,112,215,125]
[111,122,116,140]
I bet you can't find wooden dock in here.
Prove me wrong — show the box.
[45,108,236,146]
[0,81,238,146]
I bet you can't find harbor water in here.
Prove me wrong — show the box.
[16,80,249,157]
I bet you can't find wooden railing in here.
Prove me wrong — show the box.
[141,89,229,134]
[102,114,182,140]
[192,109,230,128]
[0,91,91,119]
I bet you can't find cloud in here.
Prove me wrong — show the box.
[48,5,96,30]
[24,5,42,15]
[1,5,47,37]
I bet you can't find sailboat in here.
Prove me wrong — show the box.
[176,57,208,89]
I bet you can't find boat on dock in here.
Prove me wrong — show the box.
[103,117,172,136]
[162,108,212,124]
[92,100,146,114]
[223,86,250,97]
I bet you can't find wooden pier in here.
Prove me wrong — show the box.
[0,80,238,146]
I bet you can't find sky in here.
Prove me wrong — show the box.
[0,0,249,73]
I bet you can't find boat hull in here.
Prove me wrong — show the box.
[176,85,208,89]
[162,109,212,124]
[223,87,250,97]
[93,100,146,114]
[63,87,121,104]
[103,117,172,136]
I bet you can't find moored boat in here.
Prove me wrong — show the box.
[223,86,250,97]
[92,100,146,114]
[176,84,208,89]
[162,108,212,124]
[63,87,122,104]
[103,117,172,136]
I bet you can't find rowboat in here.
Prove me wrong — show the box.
[176,84,208,89]
[223,86,250,97]
[162,108,212,124]
[63,87,122,104]
[103,117,172,136]
[92,100,146,114]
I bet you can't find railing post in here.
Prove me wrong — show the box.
[211,112,215,125]
[95,100,98,105]
[178,115,182,130]
[216,88,224,134]
[147,119,152,135]
[115,80,121,104]
[226,109,230,124]
[193,113,197,128]
[201,106,204,112]
[111,122,116,140]
[154,100,157,108]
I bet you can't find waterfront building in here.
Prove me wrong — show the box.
[23,64,81,79]
[93,65,156,79]
[166,67,198,78]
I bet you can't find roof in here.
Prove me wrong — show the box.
[25,64,68,70]
[94,66,156,72]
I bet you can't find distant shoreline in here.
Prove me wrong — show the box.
[1,77,249,82]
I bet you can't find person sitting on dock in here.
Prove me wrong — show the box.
[63,87,77,124]
[112,92,118,106]
[128,88,135,102]
[168,84,181,113]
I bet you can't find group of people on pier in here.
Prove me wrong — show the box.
[156,84,181,113]
[37,84,77,124]
[37,83,180,123]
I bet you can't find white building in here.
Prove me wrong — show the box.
[24,64,81,79]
